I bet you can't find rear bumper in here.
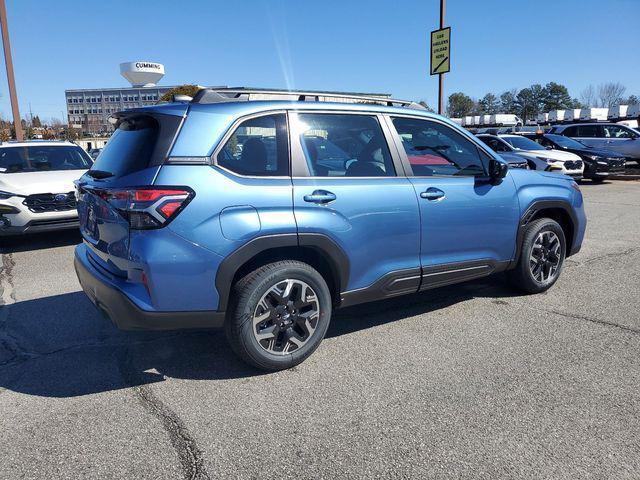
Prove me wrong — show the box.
[74,245,225,331]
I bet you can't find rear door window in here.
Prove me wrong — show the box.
[292,113,395,177]
[575,125,601,138]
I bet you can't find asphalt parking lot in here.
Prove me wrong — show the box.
[0,180,639,479]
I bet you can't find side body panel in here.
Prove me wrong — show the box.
[408,175,520,270]
[509,169,586,255]
[152,164,296,311]
[291,177,421,292]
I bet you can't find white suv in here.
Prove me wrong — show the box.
[477,134,584,178]
[0,140,93,235]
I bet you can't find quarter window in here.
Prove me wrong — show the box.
[293,113,395,177]
[392,117,486,176]
[216,114,289,176]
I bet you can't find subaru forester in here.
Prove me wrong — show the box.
[74,88,586,371]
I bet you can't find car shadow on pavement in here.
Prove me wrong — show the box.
[0,275,520,398]
[0,229,82,253]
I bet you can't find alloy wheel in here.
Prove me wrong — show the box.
[529,230,562,283]
[252,279,320,355]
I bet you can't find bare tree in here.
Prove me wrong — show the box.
[597,82,626,108]
[580,85,597,107]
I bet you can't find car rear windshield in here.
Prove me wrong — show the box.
[0,145,93,173]
[90,116,158,177]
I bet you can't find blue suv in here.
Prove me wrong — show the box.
[74,89,586,370]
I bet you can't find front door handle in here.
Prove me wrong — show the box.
[420,187,445,201]
[303,190,336,204]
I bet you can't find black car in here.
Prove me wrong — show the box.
[521,133,626,182]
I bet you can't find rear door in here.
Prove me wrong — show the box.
[387,115,519,288]
[77,106,186,275]
[289,111,421,298]
[566,124,606,149]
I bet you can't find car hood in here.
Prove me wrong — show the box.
[516,149,582,162]
[564,147,626,159]
[0,170,87,196]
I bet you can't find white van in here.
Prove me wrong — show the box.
[490,114,520,126]
[579,108,608,121]
[608,105,629,121]
[564,109,581,122]
[548,110,565,123]
[536,112,549,124]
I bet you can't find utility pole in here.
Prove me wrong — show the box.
[437,0,446,115]
[0,0,22,140]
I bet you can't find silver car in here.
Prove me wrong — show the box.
[550,123,640,163]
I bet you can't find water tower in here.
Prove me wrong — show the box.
[120,61,165,87]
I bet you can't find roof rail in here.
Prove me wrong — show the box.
[191,87,426,110]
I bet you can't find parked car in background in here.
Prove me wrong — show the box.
[549,123,640,164]
[521,133,626,182]
[0,140,93,235]
[477,134,584,178]
[525,133,626,182]
[89,148,102,160]
[74,89,586,370]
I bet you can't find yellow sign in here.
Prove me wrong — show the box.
[430,27,451,75]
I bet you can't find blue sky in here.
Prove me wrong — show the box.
[1,0,638,121]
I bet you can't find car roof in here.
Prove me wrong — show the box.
[553,122,625,131]
[138,99,455,125]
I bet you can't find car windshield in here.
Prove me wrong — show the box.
[0,145,93,173]
[502,136,546,151]
[546,134,585,149]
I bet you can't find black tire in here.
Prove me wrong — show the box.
[508,218,566,294]
[225,260,332,371]
[591,177,606,183]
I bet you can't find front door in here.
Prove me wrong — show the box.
[289,111,421,301]
[387,115,519,289]
[601,124,640,159]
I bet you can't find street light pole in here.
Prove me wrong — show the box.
[437,0,446,115]
[0,0,23,141]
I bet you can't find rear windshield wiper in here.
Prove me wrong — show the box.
[87,169,114,179]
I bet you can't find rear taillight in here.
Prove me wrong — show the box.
[91,187,193,229]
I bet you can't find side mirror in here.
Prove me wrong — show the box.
[545,145,553,150]
[489,158,509,183]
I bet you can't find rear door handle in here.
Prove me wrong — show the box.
[420,187,445,201]
[303,190,336,204]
